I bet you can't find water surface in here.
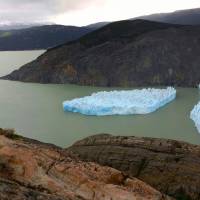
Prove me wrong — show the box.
[0,50,200,147]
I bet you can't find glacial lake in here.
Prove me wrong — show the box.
[0,50,200,147]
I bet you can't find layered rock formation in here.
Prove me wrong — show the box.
[0,129,171,200]
[69,134,200,200]
[3,20,200,87]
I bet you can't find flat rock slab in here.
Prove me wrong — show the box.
[69,134,200,200]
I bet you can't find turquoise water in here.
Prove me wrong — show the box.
[0,50,200,147]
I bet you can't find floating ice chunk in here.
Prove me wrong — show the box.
[63,87,176,116]
[190,102,200,133]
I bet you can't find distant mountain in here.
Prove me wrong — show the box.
[1,8,199,51]
[0,22,52,30]
[84,8,200,30]
[0,25,96,51]
[85,22,110,29]
[138,8,200,25]
[85,8,200,29]
[4,19,200,87]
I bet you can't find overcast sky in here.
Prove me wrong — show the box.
[0,0,199,26]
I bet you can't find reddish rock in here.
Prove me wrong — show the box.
[0,129,172,200]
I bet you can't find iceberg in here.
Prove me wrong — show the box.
[63,87,176,116]
[190,102,200,133]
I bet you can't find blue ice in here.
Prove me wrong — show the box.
[190,102,200,134]
[63,87,176,116]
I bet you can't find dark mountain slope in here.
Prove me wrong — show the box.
[0,22,52,30]
[3,19,200,87]
[50,19,181,50]
[139,8,200,25]
[0,25,94,51]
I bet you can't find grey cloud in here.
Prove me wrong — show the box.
[0,0,103,23]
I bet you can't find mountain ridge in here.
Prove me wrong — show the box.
[0,24,96,51]
[138,8,200,25]
[0,8,200,51]
[3,19,200,87]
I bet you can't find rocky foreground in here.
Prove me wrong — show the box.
[1,129,200,200]
[0,129,172,200]
[69,134,200,200]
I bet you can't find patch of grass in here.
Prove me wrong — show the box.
[174,188,192,200]
[0,128,23,140]
[175,193,191,200]
[0,32,12,38]
[136,157,148,177]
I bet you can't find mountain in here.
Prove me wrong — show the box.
[138,8,200,25]
[3,19,200,87]
[91,8,200,28]
[1,8,199,51]
[0,24,95,51]
[0,22,52,30]
[85,8,200,30]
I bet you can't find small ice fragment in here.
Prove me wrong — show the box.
[190,102,200,133]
